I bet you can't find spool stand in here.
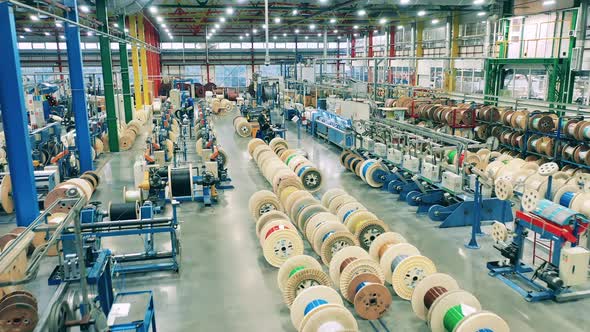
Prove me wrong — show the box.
[487,209,590,302]
[57,201,181,276]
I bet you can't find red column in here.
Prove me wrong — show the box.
[351,35,356,58]
[368,30,374,58]
[389,25,396,58]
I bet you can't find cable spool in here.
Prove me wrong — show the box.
[353,219,389,251]
[319,230,358,265]
[290,286,344,331]
[312,221,349,254]
[283,265,332,307]
[338,257,385,301]
[247,138,266,157]
[328,194,357,215]
[0,290,39,331]
[168,165,194,199]
[283,190,313,215]
[233,116,252,137]
[411,273,460,322]
[260,220,304,268]
[299,166,323,193]
[368,232,407,261]
[305,213,339,242]
[108,201,139,221]
[255,211,289,237]
[344,210,377,230]
[278,255,323,292]
[389,251,436,300]
[0,176,14,214]
[249,190,282,219]
[574,121,590,140]
[290,196,320,223]
[529,114,556,133]
[346,273,392,320]
[299,302,358,332]
[123,186,142,203]
[553,184,579,208]
[336,201,366,224]
[321,188,347,208]
[297,204,329,232]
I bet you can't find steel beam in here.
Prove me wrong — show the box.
[129,15,143,111]
[64,0,93,172]
[0,2,39,226]
[118,15,133,123]
[96,0,119,152]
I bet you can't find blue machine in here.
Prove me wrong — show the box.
[311,110,355,149]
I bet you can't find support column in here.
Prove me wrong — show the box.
[446,12,460,92]
[351,35,356,58]
[389,25,396,57]
[294,35,299,80]
[414,21,424,85]
[323,28,328,58]
[138,15,151,107]
[0,2,39,226]
[96,0,120,152]
[368,30,374,58]
[64,0,93,172]
[118,15,133,123]
[129,15,142,110]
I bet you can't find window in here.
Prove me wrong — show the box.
[85,43,98,49]
[18,42,32,50]
[32,43,45,49]
[172,42,183,49]
[275,43,286,49]
[184,42,195,49]
[45,42,58,50]
[161,43,173,49]
[231,43,242,49]
[253,42,265,49]
[218,42,230,49]
[214,65,247,87]
[184,66,202,83]
[260,65,281,77]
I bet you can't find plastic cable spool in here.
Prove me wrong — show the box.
[559,191,577,208]
[283,267,332,307]
[336,201,366,224]
[290,286,343,331]
[262,223,304,268]
[320,230,358,265]
[277,255,323,292]
[255,210,289,237]
[427,290,481,332]
[300,167,323,192]
[491,221,508,242]
[338,257,385,301]
[297,204,329,231]
[379,242,419,285]
[168,166,193,198]
[390,252,437,300]
[328,246,370,287]
[368,232,408,262]
[109,201,139,221]
[344,210,377,231]
[312,222,348,254]
[411,273,459,321]
[320,188,347,208]
[299,303,358,332]
[354,219,389,251]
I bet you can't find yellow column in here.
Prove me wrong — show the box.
[137,15,151,107]
[129,15,142,111]
[446,12,460,92]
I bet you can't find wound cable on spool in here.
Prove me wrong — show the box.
[109,201,139,221]
[424,286,448,310]
[169,167,192,197]
[443,304,478,331]
[559,192,576,208]
[391,254,408,272]
[304,299,328,315]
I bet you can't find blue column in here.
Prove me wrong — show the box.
[0,2,40,226]
[64,0,93,172]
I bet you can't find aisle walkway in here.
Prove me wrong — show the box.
[92,113,586,331]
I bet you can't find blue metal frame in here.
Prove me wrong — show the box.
[108,291,157,332]
[64,0,93,172]
[0,2,40,226]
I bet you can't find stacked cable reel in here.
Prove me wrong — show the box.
[339,151,389,188]
[369,232,437,301]
[329,246,392,320]
[233,116,253,138]
[277,255,332,307]
[249,190,304,268]
[411,273,509,332]
[321,189,390,252]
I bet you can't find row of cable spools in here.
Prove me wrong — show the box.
[267,138,324,192]
[233,116,252,138]
[339,151,389,188]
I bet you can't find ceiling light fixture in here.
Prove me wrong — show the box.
[401,0,410,4]
[30,15,39,21]
[283,33,287,37]
[24,27,31,32]
[418,10,426,16]
[274,17,281,23]
[477,11,486,16]
[330,18,336,24]
[239,36,243,40]
[317,33,322,37]
[19,35,24,39]
[273,35,277,40]
[398,25,404,29]
[357,9,366,16]
[333,29,338,33]
[353,25,359,29]
[149,6,157,14]
[262,24,267,29]
[246,33,250,36]
[161,24,167,28]
[292,9,298,15]
[309,24,316,30]
[113,23,119,28]
[432,19,439,24]
[60,35,65,39]
[156,16,163,22]
[55,21,62,27]
[220,17,226,23]
[44,32,50,36]
[87,31,93,36]
[295,29,300,34]
[226,7,235,15]
[379,18,387,25]
[79,5,89,13]
[215,24,220,29]
[542,0,555,5]
[305,36,309,39]
[473,0,485,4]
[252,28,258,33]
[124,28,129,33]
[211,28,216,33]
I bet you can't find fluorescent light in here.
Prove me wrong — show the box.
[432,19,439,24]
[55,21,62,27]
[292,9,298,15]
[79,5,89,13]
[44,32,50,36]
[418,10,426,16]
[294,29,300,34]
[215,24,220,29]
[113,23,119,28]
[473,0,485,4]
[373,30,378,33]
[165,29,170,33]
[274,17,281,23]
[317,33,322,37]
[543,0,556,5]
[149,6,157,14]
[87,31,93,36]
[30,15,39,21]
[353,25,359,29]
[206,35,211,40]
[161,24,167,28]
[169,35,174,39]
[124,28,129,33]
[337,36,341,39]
[239,36,243,40]
[357,9,366,16]
[379,18,387,25]
[305,36,308,40]
[246,33,250,36]
[273,35,277,40]
[220,17,226,23]
[477,12,486,16]
[19,35,24,39]
[333,29,338,33]
[319,0,328,3]
[283,33,287,37]
[211,28,216,33]
[310,24,316,30]
[330,18,336,24]
[398,25,404,29]
[252,28,258,33]
[262,24,267,29]
[226,7,235,15]
[60,35,65,39]
[353,33,358,37]
[401,0,410,4]
[24,27,31,32]
[156,16,163,22]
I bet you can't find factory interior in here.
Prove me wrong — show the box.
[0,0,590,331]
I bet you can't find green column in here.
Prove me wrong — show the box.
[118,15,133,123]
[96,0,119,152]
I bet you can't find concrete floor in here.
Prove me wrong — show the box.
[3,111,588,331]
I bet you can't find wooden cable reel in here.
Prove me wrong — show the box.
[0,290,39,332]
[0,176,14,214]
[529,114,557,133]
[233,116,252,137]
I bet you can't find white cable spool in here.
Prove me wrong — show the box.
[123,186,142,203]
[0,176,14,214]
[494,177,514,201]
[521,188,541,212]
[491,221,508,242]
